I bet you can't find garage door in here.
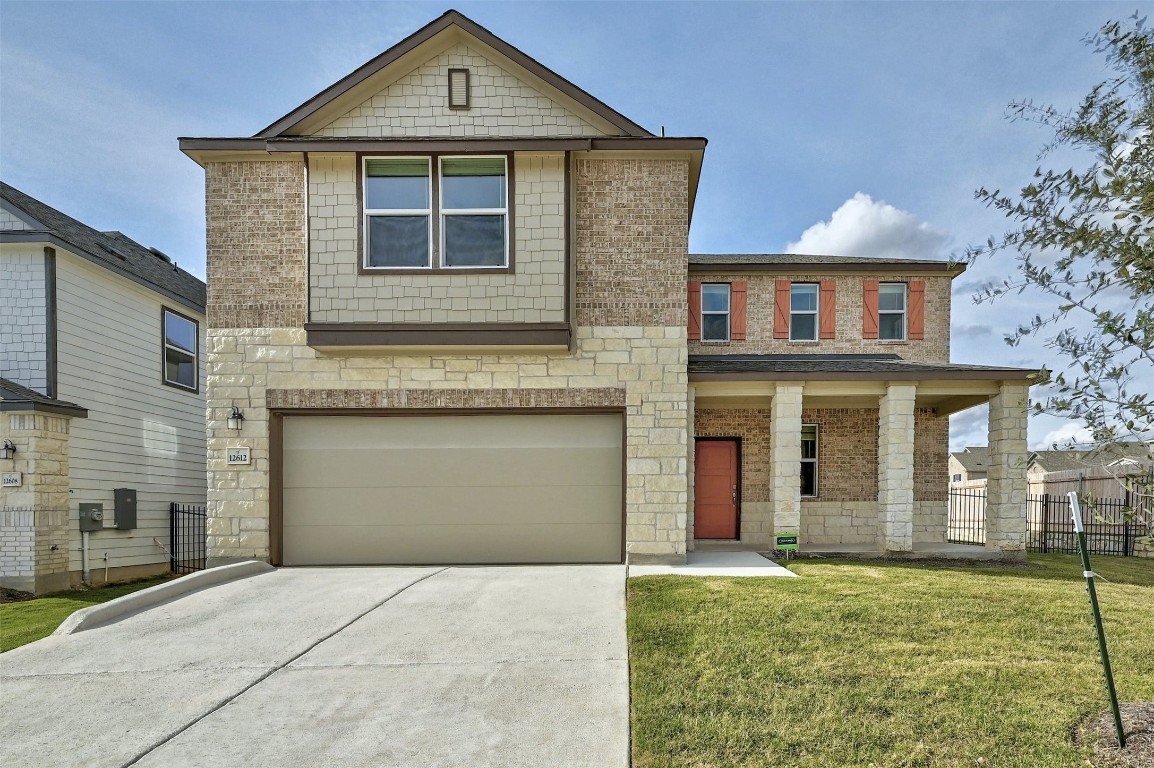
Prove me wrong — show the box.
[281,413,623,565]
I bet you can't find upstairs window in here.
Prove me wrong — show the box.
[879,283,907,340]
[362,155,508,270]
[790,283,819,341]
[801,424,819,496]
[700,284,730,342]
[162,308,198,392]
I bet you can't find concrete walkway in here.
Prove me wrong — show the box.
[0,565,628,768]
[628,550,798,577]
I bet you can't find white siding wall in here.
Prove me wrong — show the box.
[54,251,207,572]
[0,244,48,392]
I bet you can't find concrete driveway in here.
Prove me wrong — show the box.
[0,565,627,767]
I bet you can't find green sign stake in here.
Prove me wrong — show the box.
[1068,492,1126,749]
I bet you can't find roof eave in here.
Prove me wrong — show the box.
[689,261,967,277]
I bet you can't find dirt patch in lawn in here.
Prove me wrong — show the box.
[0,588,36,604]
[1077,701,1154,767]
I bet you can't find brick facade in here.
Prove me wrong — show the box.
[205,160,307,329]
[689,273,953,363]
[575,158,689,327]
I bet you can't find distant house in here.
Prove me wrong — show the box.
[948,447,989,488]
[1027,443,1153,498]
[0,182,207,594]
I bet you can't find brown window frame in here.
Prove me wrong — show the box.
[357,152,516,276]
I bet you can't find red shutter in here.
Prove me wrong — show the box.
[863,280,879,339]
[908,280,926,340]
[688,281,702,340]
[774,279,791,339]
[819,280,836,339]
[730,281,748,341]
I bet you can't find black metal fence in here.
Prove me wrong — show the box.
[170,502,207,574]
[947,489,1146,556]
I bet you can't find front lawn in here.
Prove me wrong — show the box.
[0,576,173,652]
[628,553,1154,767]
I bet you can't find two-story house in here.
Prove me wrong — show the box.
[0,182,207,593]
[182,10,1037,568]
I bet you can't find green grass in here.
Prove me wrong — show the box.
[0,576,173,652]
[628,553,1154,768]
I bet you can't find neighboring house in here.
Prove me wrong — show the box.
[0,182,207,593]
[948,446,989,488]
[182,10,1038,568]
[1027,443,1153,497]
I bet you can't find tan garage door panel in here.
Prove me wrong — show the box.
[281,413,622,565]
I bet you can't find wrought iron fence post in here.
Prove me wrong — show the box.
[1041,494,1049,554]
[169,502,177,572]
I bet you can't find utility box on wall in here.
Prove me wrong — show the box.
[114,488,137,530]
[78,503,104,532]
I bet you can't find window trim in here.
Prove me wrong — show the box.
[801,423,818,497]
[438,155,510,270]
[789,282,820,341]
[699,282,731,343]
[161,306,199,393]
[878,282,908,341]
[357,152,515,275]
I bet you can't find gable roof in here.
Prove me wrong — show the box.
[0,182,205,313]
[950,447,990,474]
[690,254,967,276]
[1030,444,1153,473]
[258,10,653,139]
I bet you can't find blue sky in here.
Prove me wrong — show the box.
[0,1,1138,449]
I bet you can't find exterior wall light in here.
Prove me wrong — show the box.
[227,406,245,431]
[1,440,15,459]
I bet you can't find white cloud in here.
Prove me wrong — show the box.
[1037,422,1093,450]
[786,192,948,259]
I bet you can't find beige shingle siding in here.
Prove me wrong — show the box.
[688,273,953,362]
[308,152,566,323]
[317,42,610,138]
[0,207,34,230]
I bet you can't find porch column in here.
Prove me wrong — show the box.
[877,383,916,552]
[770,384,804,540]
[986,382,1029,559]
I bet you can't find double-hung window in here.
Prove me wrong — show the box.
[363,155,508,270]
[162,308,198,391]
[790,283,819,341]
[801,424,818,497]
[700,283,730,342]
[878,283,907,340]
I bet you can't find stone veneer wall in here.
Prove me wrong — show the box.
[317,42,610,138]
[308,152,565,323]
[205,156,690,565]
[0,412,72,593]
[689,273,953,363]
[0,247,47,392]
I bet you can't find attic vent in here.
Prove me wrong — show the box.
[448,68,470,109]
[148,246,171,263]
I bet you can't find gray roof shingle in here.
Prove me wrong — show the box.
[688,354,1038,378]
[0,378,87,417]
[0,182,206,311]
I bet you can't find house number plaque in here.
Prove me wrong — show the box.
[1,472,22,487]
[226,447,251,465]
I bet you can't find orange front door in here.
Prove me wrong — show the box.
[694,439,738,539]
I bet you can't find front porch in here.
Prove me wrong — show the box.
[687,356,1039,560]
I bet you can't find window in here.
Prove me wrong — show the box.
[700,283,730,342]
[801,424,818,496]
[363,155,508,270]
[879,283,907,340]
[790,283,819,340]
[163,309,198,391]
[952,473,963,482]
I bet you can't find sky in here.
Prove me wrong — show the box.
[0,0,1141,451]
